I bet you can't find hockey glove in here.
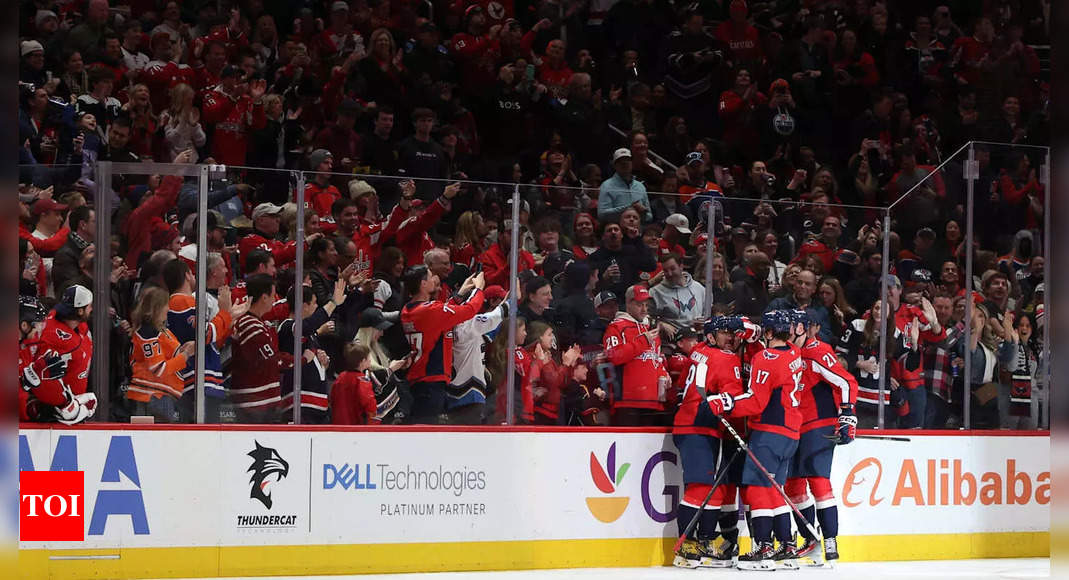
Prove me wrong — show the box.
[735,317,763,343]
[706,392,734,416]
[23,351,68,390]
[56,391,98,425]
[837,405,857,445]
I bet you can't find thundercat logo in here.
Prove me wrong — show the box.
[247,441,289,509]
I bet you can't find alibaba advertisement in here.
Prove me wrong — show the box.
[830,434,1050,535]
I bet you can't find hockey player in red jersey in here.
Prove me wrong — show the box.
[672,315,745,568]
[786,310,858,563]
[20,286,98,424]
[707,310,806,570]
[401,266,486,423]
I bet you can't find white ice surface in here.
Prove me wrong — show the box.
[204,558,1049,580]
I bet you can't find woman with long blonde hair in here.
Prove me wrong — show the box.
[160,83,206,162]
[128,287,194,422]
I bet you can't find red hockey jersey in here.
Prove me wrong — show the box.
[231,312,294,411]
[33,315,93,405]
[401,289,486,384]
[675,343,743,436]
[730,344,804,439]
[201,86,266,166]
[603,312,666,411]
[799,338,858,432]
[238,231,298,273]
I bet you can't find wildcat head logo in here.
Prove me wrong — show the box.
[586,442,632,523]
[247,441,289,509]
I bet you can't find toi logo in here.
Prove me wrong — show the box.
[585,442,631,523]
[20,471,85,541]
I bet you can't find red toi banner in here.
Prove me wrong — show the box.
[20,471,85,541]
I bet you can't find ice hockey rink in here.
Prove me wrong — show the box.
[211,558,1049,580]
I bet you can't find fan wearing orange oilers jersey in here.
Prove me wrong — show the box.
[707,310,805,569]
[786,310,858,563]
[128,287,196,423]
[672,315,745,569]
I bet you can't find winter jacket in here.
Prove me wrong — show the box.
[603,311,666,411]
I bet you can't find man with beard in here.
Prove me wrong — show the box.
[21,285,98,424]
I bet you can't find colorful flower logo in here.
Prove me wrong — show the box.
[585,442,631,523]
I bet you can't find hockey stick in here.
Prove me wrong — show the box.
[671,447,743,553]
[718,416,824,563]
[824,433,912,443]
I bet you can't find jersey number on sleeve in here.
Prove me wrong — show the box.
[406,333,424,362]
[788,371,803,407]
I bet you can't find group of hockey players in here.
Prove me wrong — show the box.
[671,307,858,571]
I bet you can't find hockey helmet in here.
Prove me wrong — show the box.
[761,310,795,334]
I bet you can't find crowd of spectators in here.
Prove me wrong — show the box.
[17,0,1049,428]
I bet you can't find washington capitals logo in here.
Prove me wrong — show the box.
[673,295,697,313]
[247,441,289,509]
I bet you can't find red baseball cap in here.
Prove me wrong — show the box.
[626,284,651,303]
[32,198,68,216]
[484,285,506,302]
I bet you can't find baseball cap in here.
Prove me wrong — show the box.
[484,285,507,302]
[359,308,393,330]
[685,151,703,165]
[1035,282,1045,294]
[348,179,376,199]
[731,226,749,238]
[770,78,790,92]
[594,291,618,308]
[332,0,350,11]
[251,202,284,220]
[35,10,58,27]
[695,233,710,246]
[308,148,333,169]
[664,213,692,234]
[21,40,44,57]
[612,148,632,163]
[465,4,484,17]
[884,274,902,288]
[32,198,68,215]
[625,284,651,303]
[62,284,93,308]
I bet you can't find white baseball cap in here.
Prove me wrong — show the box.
[612,148,632,163]
[62,284,93,308]
[251,203,284,220]
[664,213,692,234]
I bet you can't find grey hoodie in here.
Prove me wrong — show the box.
[650,272,707,329]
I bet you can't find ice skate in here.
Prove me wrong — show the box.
[772,541,800,570]
[797,537,827,567]
[824,537,840,562]
[736,541,776,571]
[702,539,738,568]
[672,539,703,568]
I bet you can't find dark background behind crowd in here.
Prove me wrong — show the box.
[17,0,1049,428]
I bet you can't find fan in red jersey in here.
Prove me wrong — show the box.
[401,265,486,423]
